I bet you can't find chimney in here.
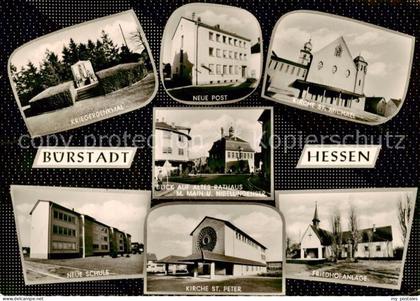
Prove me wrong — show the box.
[221,127,224,138]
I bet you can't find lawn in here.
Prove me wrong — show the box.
[166,81,255,102]
[286,259,401,286]
[147,276,283,294]
[26,72,156,136]
[168,174,270,193]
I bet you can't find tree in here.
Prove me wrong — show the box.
[398,193,413,245]
[100,30,119,67]
[40,50,63,87]
[130,29,145,52]
[330,209,342,262]
[348,206,360,261]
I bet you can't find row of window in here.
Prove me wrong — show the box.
[52,241,76,251]
[209,32,247,48]
[245,265,264,272]
[93,244,108,250]
[52,224,76,237]
[269,60,307,79]
[235,232,264,252]
[162,146,185,156]
[227,151,253,159]
[209,64,243,76]
[53,210,76,224]
[209,47,247,61]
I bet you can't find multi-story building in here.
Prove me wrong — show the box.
[208,125,255,174]
[154,118,192,178]
[169,14,252,86]
[29,200,132,259]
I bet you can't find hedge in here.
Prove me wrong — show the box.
[96,62,146,94]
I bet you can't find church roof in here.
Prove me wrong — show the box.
[310,225,333,246]
[182,250,267,266]
[190,216,267,249]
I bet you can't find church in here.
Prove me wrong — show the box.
[156,216,268,278]
[207,125,255,174]
[266,36,370,113]
[299,203,394,260]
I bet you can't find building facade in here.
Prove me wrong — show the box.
[182,216,267,278]
[154,119,192,179]
[257,109,271,180]
[299,203,393,260]
[266,36,369,112]
[208,125,255,174]
[29,200,132,259]
[169,15,252,86]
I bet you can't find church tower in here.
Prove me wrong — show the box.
[312,202,320,229]
[298,38,313,66]
[228,125,235,138]
[353,54,368,95]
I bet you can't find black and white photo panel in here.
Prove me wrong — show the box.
[152,107,273,200]
[145,203,285,295]
[10,185,150,285]
[8,10,158,137]
[160,3,263,104]
[262,11,414,125]
[277,188,417,289]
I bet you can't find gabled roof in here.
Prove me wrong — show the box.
[310,225,333,246]
[183,250,266,266]
[210,135,255,153]
[190,216,267,249]
[84,214,111,229]
[313,36,355,62]
[155,121,192,139]
[342,225,393,243]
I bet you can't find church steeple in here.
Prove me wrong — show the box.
[298,38,312,66]
[312,201,320,228]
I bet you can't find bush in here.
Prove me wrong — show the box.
[96,62,146,94]
[28,81,76,116]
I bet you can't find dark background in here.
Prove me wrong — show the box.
[0,0,418,296]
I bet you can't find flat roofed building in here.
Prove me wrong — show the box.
[29,200,132,259]
[170,15,252,86]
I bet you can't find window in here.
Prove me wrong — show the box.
[59,212,63,220]
[335,45,343,57]
[364,246,369,251]
[216,64,221,74]
[318,61,323,70]
[209,32,214,41]
[53,225,58,234]
[178,135,183,142]
[178,148,184,156]
[332,65,337,74]
[345,69,351,78]
[216,49,221,58]
[285,65,289,73]
[229,51,232,59]
[54,210,58,219]
[234,39,237,46]
[234,52,238,60]
[291,66,295,75]
[216,34,220,42]
[222,35,226,43]
[101,245,108,250]
[93,244,99,249]
[162,147,172,154]
[104,236,108,241]
[359,79,361,86]
[223,65,227,74]
[180,35,184,49]
[227,152,231,158]
[229,65,233,74]
[279,63,284,71]
[243,54,247,60]
[302,70,307,78]
[58,227,63,235]
[223,50,227,58]
[235,66,239,75]
[209,47,214,56]
[376,245,381,251]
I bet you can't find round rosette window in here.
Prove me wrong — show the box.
[197,226,217,251]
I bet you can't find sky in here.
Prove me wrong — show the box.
[11,186,150,247]
[11,11,145,70]
[162,3,261,64]
[278,189,417,248]
[270,12,414,100]
[147,204,283,262]
[155,108,266,159]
